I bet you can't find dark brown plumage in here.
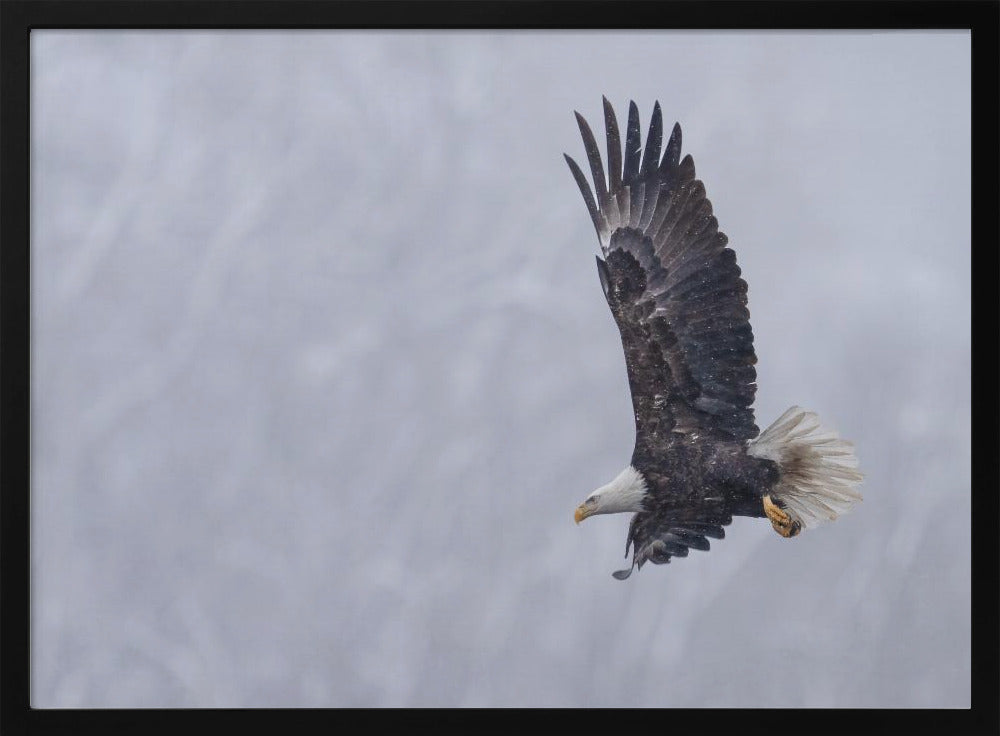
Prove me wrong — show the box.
[565,98,855,579]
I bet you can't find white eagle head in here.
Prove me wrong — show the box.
[575,465,649,523]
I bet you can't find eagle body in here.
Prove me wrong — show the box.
[615,429,780,580]
[566,98,864,579]
[632,437,778,522]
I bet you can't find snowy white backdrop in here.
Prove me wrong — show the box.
[31,31,971,707]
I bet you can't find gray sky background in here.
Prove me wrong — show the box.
[31,31,970,708]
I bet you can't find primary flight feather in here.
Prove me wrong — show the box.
[565,98,863,579]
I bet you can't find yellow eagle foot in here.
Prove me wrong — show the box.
[763,495,801,538]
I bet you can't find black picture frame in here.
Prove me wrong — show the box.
[2,2,996,734]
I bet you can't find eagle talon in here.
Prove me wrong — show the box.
[763,495,801,538]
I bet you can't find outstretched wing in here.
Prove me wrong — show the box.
[613,503,732,580]
[565,98,758,446]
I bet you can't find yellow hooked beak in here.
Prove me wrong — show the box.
[574,502,593,524]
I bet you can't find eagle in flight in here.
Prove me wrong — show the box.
[566,98,863,579]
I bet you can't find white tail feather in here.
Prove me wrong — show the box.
[748,406,863,530]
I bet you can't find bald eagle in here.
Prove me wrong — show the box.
[566,98,863,579]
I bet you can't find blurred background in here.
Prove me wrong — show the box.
[31,31,970,707]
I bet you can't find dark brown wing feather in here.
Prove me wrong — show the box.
[565,98,758,446]
[613,503,731,580]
